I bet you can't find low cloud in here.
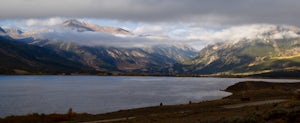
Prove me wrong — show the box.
[25,18,63,27]
[170,24,300,44]
[3,18,300,50]
[50,24,299,49]
[133,25,164,35]
[36,30,187,48]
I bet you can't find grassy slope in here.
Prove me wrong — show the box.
[187,38,300,76]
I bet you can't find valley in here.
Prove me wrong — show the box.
[0,20,300,77]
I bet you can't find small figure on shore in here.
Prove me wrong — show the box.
[189,100,192,104]
[160,102,163,106]
[67,107,73,118]
[68,108,73,115]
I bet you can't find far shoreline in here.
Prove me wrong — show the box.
[1,73,300,80]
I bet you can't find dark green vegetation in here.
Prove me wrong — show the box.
[0,36,95,74]
[1,81,300,123]
[251,70,300,78]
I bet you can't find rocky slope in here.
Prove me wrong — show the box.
[28,39,196,74]
[185,25,300,75]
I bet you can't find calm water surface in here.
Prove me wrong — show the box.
[0,76,299,117]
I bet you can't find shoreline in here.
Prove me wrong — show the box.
[1,81,300,123]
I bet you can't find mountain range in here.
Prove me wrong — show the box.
[183,25,300,77]
[0,20,299,77]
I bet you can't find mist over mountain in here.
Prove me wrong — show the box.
[0,19,299,77]
[0,19,196,75]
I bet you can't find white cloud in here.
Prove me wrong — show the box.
[37,31,187,48]
[133,25,164,34]
[24,17,63,27]
[169,24,300,45]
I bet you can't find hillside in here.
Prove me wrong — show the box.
[28,39,196,74]
[185,25,300,76]
[0,36,93,74]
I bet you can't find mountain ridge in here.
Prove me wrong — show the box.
[185,26,300,76]
[0,19,197,75]
[63,19,133,35]
[0,21,299,77]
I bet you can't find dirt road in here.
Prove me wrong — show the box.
[222,99,287,109]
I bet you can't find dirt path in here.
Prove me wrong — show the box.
[81,117,135,123]
[222,99,287,109]
[82,99,287,122]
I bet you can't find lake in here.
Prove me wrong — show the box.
[0,76,299,117]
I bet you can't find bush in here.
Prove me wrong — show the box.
[265,108,288,121]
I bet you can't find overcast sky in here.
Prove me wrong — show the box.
[0,0,299,49]
[0,0,299,26]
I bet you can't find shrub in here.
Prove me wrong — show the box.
[265,108,288,121]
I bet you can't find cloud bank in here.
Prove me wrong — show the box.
[35,24,300,50]
[171,24,300,43]
[2,18,300,50]
[37,31,186,48]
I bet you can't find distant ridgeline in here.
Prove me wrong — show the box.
[0,21,300,77]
